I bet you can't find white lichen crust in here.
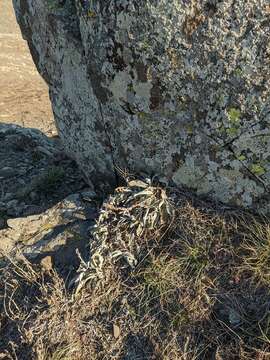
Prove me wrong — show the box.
[13,0,270,213]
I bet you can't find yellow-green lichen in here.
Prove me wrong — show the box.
[234,67,243,77]
[141,41,151,50]
[185,124,193,135]
[237,154,246,161]
[137,111,152,120]
[127,83,135,92]
[250,164,266,176]
[46,0,62,11]
[226,127,238,137]
[228,107,241,124]
[87,10,96,18]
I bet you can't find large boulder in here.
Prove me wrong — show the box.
[12,0,270,213]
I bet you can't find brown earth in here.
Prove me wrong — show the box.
[0,0,55,135]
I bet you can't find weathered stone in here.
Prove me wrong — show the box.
[0,123,86,216]
[0,192,96,265]
[13,0,270,213]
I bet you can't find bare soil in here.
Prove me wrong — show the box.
[0,0,55,135]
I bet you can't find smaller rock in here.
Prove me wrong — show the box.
[1,193,96,264]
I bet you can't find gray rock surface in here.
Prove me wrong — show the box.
[0,167,19,179]
[0,123,86,228]
[0,123,98,266]
[13,0,270,213]
[0,192,97,266]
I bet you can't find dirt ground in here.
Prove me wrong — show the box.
[0,0,55,135]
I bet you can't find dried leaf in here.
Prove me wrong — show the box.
[113,324,120,339]
[128,180,148,188]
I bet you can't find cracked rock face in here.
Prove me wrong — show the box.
[13,0,270,213]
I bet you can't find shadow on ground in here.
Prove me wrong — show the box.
[0,123,101,271]
[0,123,86,222]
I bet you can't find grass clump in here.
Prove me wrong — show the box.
[35,166,65,194]
[1,179,270,359]
[15,166,65,201]
[239,217,270,286]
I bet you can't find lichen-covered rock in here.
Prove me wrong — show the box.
[13,0,270,213]
[0,192,97,265]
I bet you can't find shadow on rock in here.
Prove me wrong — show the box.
[0,192,99,275]
[0,123,88,229]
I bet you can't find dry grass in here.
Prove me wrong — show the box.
[1,179,270,359]
[238,217,270,286]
